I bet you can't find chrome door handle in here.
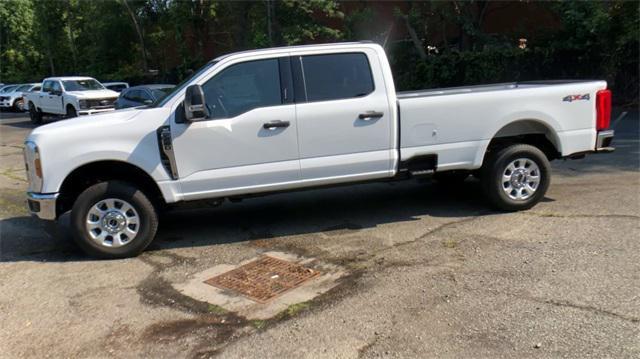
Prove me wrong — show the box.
[263,120,290,130]
[358,111,384,120]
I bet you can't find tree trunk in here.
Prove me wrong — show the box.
[121,0,148,73]
[403,15,426,60]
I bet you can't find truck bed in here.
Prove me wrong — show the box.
[397,80,597,100]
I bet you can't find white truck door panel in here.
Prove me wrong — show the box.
[293,50,393,181]
[170,58,300,199]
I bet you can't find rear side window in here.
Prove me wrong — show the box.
[202,58,281,119]
[301,53,374,102]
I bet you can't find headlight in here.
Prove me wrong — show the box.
[79,99,88,109]
[24,141,43,192]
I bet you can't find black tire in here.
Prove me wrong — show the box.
[66,105,77,119]
[29,103,43,125]
[480,144,550,211]
[71,181,158,259]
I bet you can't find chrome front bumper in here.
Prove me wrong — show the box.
[26,192,59,220]
[78,108,115,116]
[596,129,615,152]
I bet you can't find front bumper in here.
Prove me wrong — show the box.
[596,129,615,153]
[26,192,59,220]
[78,107,115,116]
[0,100,11,108]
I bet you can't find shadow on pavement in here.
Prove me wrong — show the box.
[1,180,499,263]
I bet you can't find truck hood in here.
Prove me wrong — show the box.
[28,108,143,141]
[66,89,119,99]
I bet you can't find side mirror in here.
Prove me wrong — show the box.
[143,99,153,105]
[184,84,208,122]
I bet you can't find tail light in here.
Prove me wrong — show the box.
[596,89,611,130]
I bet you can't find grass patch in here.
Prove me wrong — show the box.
[285,302,310,317]
[207,304,227,315]
[250,319,267,330]
[442,239,458,249]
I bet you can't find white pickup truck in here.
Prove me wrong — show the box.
[25,76,119,124]
[24,42,614,258]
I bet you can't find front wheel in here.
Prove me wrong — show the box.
[66,105,77,119]
[71,181,158,258]
[480,144,550,211]
[29,103,43,125]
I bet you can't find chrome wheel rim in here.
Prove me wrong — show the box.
[86,198,139,247]
[502,158,540,201]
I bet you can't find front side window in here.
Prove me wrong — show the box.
[42,81,52,93]
[51,81,62,93]
[202,59,281,119]
[62,79,104,91]
[301,53,374,102]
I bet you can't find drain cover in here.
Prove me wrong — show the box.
[204,256,320,303]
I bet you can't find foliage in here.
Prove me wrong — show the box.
[0,0,637,104]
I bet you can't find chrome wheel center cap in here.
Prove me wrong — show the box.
[101,211,126,234]
[510,169,527,188]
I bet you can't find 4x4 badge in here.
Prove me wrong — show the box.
[563,94,590,102]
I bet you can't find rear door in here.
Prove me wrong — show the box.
[171,57,300,199]
[292,51,393,182]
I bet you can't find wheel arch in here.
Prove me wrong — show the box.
[478,118,562,167]
[57,160,166,217]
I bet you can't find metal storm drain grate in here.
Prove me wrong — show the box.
[204,256,320,303]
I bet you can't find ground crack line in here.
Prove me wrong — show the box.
[525,212,639,220]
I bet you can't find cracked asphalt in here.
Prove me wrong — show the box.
[1,110,638,358]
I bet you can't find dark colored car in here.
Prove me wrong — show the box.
[114,84,175,109]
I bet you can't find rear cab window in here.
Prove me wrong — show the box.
[298,52,375,102]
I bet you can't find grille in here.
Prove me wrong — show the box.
[86,98,116,109]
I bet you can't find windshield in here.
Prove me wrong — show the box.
[62,79,105,91]
[0,85,17,93]
[154,61,217,107]
[15,85,31,92]
[152,87,174,101]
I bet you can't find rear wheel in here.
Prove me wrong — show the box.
[29,103,43,125]
[71,181,158,259]
[480,144,550,211]
[66,105,77,119]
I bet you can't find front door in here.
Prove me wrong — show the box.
[171,57,300,200]
[292,51,394,182]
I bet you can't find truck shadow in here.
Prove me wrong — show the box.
[0,179,499,262]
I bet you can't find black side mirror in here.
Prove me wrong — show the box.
[184,84,208,122]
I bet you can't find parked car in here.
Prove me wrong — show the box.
[24,42,614,258]
[0,84,17,94]
[103,82,130,92]
[25,76,119,124]
[18,84,42,111]
[115,84,175,109]
[0,83,39,111]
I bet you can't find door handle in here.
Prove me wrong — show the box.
[358,111,384,120]
[263,120,290,130]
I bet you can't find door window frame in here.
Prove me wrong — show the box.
[173,56,293,124]
[290,52,376,104]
